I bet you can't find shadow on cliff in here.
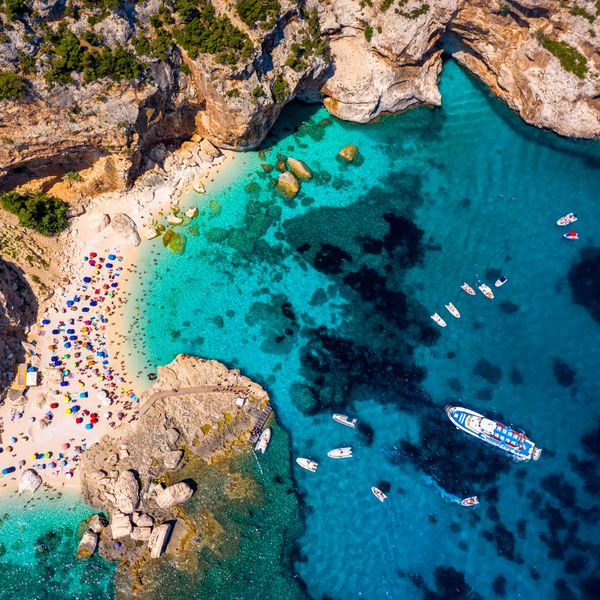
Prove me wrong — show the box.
[258,101,323,150]
[0,258,38,398]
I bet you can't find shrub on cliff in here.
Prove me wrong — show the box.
[5,0,28,19]
[541,36,588,79]
[1,191,69,236]
[235,0,280,28]
[272,73,289,103]
[0,70,26,100]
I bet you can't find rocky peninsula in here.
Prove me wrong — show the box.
[1,0,599,196]
[78,354,305,598]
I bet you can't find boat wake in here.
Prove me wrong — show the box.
[421,474,462,505]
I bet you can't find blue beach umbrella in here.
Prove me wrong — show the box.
[108,254,115,260]
[64,342,71,348]
[42,319,50,325]
[67,329,75,334]
[106,263,113,269]
[83,277,92,283]
[60,381,68,387]
[82,307,90,313]
[90,301,98,307]
[85,423,93,430]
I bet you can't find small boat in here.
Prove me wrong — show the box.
[333,414,357,428]
[255,427,271,453]
[446,406,542,461]
[371,486,387,502]
[563,231,579,240]
[477,282,494,299]
[327,447,352,459]
[461,283,476,296]
[445,303,460,318]
[461,496,479,507]
[296,458,318,472]
[431,313,447,327]
[557,213,577,226]
[192,180,206,194]
[495,276,508,288]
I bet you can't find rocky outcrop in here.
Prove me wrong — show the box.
[338,145,359,162]
[110,512,133,539]
[76,530,99,559]
[155,482,194,509]
[111,213,141,247]
[287,158,313,181]
[163,449,183,470]
[277,171,300,198]
[113,470,140,514]
[148,522,173,559]
[18,468,42,494]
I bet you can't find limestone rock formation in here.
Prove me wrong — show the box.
[18,469,42,494]
[87,213,111,234]
[338,145,359,162]
[131,526,153,541]
[287,158,313,181]
[163,449,183,470]
[277,171,300,198]
[88,513,108,534]
[148,522,173,559]
[110,512,133,539]
[113,470,140,514]
[155,482,194,509]
[133,512,154,528]
[111,214,141,247]
[76,530,99,559]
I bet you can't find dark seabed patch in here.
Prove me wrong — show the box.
[552,358,577,388]
[473,358,502,385]
[499,301,519,315]
[568,247,600,324]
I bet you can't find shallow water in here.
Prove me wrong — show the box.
[124,60,600,599]
[3,59,600,599]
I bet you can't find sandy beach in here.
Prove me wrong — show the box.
[0,151,236,493]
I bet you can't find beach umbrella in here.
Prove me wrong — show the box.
[90,300,98,307]
[67,328,75,334]
[50,403,59,409]
[76,417,83,424]
[111,283,118,288]
[90,251,97,257]
[0,448,3,454]
[71,405,80,413]
[65,472,73,479]
[64,342,71,349]
[82,307,90,313]
[65,408,72,415]
[18,460,26,466]
[85,423,93,430]
[52,329,60,334]
[106,263,113,269]
[62,443,70,450]
[42,319,50,325]
[45,452,52,458]
[108,254,115,260]
[28,417,35,423]
[60,381,68,387]
[9,437,17,444]
[69,335,77,340]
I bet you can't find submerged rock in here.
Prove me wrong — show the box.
[277,171,300,198]
[287,158,313,181]
[155,482,194,509]
[19,469,42,494]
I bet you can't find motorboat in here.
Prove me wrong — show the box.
[461,496,479,507]
[563,231,579,240]
[477,282,494,299]
[495,276,508,287]
[333,414,357,428]
[446,406,542,461]
[255,427,271,454]
[327,447,353,459]
[431,313,447,327]
[371,486,387,502]
[296,458,318,472]
[445,303,460,318]
[557,213,577,226]
[461,283,476,296]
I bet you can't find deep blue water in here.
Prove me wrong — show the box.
[3,59,600,599]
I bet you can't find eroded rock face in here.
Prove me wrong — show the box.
[155,482,194,509]
[148,522,173,559]
[18,469,42,494]
[111,214,141,247]
[76,530,99,559]
[113,470,140,514]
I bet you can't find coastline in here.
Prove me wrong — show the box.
[0,149,236,495]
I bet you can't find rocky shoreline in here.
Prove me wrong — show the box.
[1,0,599,196]
[75,354,303,597]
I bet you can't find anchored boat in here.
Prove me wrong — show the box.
[477,282,494,299]
[431,313,447,327]
[461,283,476,296]
[296,457,318,472]
[461,496,479,507]
[446,406,541,462]
[495,276,508,288]
[557,213,577,226]
[372,487,387,502]
[327,447,352,459]
[445,303,460,318]
[333,413,357,428]
[564,231,579,240]
[254,427,271,453]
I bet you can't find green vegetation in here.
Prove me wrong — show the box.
[18,52,36,75]
[226,87,241,98]
[173,0,253,63]
[63,170,82,182]
[0,69,26,100]
[541,36,588,79]
[570,6,595,23]
[397,2,430,19]
[285,7,329,70]
[0,191,69,236]
[235,0,280,28]
[271,73,288,102]
[597,1,600,16]
[364,25,373,42]
[381,0,394,10]
[252,85,264,102]
[45,26,143,85]
[5,0,27,19]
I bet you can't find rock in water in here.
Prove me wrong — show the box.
[18,469,42,494]
[111,213,141,247]
[110,512,133,539]
[148,522,173,559]
[88,513,108,534]
[277,171,300,198]
[113,470,140,514]
[155,482,194,509]
[163,450,183,470]
[76,530,99,559]
[338,145,359,162]
[287,158,313,181]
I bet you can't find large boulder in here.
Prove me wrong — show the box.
[133,512,154,528]
[110,512,132,539]
[148,522,173,559]
[131,526,153,541]
[200,138,221,158]
[111,213,141,247]
[76,530,99,559]
[87,213,110,233]
[287,158,312,181]
[163,450,183,470]
[113,470,140,514]
[276,171,300,198]
[155,482,194,509]
[337,145,359,162]
[88,513,108,534]
[18,469,42,494]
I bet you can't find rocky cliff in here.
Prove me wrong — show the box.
[1,0,599,192]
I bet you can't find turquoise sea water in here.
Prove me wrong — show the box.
[124,60,600,599]
[3,59,600,599]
